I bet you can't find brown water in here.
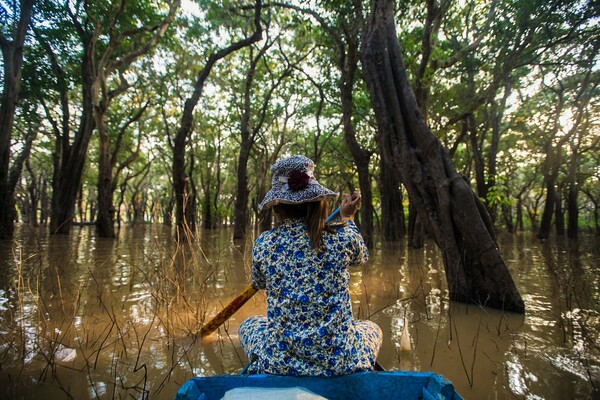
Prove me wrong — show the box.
[0,224,598,399]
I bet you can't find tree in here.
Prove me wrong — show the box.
[195,115,224,229]
[394,0,498,244]
[172,0,262,239]
[0,0,35,239]
[537,47,599,239]
[92,0,179,237]
[361,0,524,312]
[231,27,303,239]
[272,1,377,248]
[581,151,600,235]
[33,0,178,235]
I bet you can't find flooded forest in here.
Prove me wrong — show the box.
[1,0,598,399]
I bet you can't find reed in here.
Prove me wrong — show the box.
[0,222,250,399]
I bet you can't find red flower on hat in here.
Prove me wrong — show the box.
[288,170,310,191]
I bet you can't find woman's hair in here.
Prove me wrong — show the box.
[274,201,330,251]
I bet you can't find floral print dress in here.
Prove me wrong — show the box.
[239,218,382,376]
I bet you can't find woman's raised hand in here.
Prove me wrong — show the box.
[340,191,362,220]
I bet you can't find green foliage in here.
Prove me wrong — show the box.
[5,0,598,232]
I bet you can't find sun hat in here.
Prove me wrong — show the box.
[258,155,338,211]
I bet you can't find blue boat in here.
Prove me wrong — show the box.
[175,371,463,399]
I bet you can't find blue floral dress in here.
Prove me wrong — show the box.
[238,218,382,376]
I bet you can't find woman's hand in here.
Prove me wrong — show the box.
[340,191,362,221]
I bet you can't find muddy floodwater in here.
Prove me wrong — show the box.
[0,224,598,399]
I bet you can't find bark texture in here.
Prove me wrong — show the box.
[361,0,524,313]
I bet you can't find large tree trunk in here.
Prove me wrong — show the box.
[361,0,524,313]
[0,0,35,239]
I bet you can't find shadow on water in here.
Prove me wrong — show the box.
[0,225,598,399]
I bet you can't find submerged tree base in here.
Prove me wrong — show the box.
[361,0,524,313]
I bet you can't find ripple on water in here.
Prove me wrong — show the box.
[548,352,596,381]
[507,354,539,397]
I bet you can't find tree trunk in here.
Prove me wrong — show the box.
[538,140,563,240]
[49,33,96,234]
[163,195,174,226]
[132,195,145,225]
[567,149,580,239]
[378,155,405,241]
[233,138,251,239]
[88,197,96,223]
[49,111,94,233]
[567,184,578,239]
[342,120,374,246]
[173,120,187,232]
[202,185,216,229]
[486,81,511,222]
[413,0,448,122]
[502,201,514,233]
[516,196,524,232]
[40,177,48,225]
[185,151,197,232]
[407,203,424,248]
[538,180,555,239]
[213,134,222,227]
[361,0,524,313]
[96,121,115,237]
[554,183,564,236]
[469,114,487,201]
[354,155,374,248]
[0,0,35,239]
[259,208,273,233]
[25,161,38,226]
[256,161,272,233]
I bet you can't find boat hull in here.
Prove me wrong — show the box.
[175,371,463,400]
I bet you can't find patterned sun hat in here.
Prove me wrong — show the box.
[258,155,338,211]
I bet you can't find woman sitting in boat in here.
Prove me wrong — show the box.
[239,155,382,376]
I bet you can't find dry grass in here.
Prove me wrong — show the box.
[0,222,253,399]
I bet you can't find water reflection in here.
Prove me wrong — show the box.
[0,226,598,399]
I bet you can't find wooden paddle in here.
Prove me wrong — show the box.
[198,207,343,338]
[199,284,258,337]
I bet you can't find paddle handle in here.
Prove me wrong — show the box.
[199,284,258,337]
[325,207,340,223]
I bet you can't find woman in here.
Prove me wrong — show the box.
[239,155,382,376]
